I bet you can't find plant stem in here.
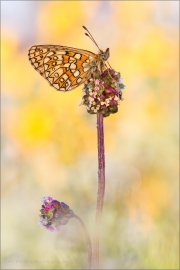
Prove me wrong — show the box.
[93,112,105,269]
[72,213,92,269]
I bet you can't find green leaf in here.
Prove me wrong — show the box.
[97,86,104,95]
[117,72,121,79]
[120,83,125,89]
[87,82,94,89]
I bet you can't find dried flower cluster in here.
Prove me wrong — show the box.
[38,196,73,232]
[81,69,125,117]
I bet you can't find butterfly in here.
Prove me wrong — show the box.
[28,26,110,92]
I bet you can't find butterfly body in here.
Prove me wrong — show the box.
[28,45,110,92]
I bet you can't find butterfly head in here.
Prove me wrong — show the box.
[100,48,110,61]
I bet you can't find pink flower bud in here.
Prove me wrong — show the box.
[39,197,73,232]
[52,200,61,209]
[109,100,118,107]
[99,94,106,100]
[104,87,115,96]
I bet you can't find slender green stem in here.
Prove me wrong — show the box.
[72,213,92,269]
[92,112,105,268]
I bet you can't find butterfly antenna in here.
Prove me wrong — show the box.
[82,26,101,50]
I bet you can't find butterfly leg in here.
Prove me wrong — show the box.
[105,63,114,79]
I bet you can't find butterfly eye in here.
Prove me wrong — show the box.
[101,53,106,60]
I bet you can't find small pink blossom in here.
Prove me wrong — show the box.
[47,225,55,232]
[44,203,54,212]
[118,78,123,84]
[92,92,97,98]
[95,79,100,85]
[40,195,53,205]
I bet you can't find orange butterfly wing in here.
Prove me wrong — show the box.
[28,45,96,91]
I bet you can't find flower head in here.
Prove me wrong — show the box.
[39,196,73,232]
[81,69,125,117]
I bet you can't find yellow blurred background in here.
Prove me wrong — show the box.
[1,1,179,269]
